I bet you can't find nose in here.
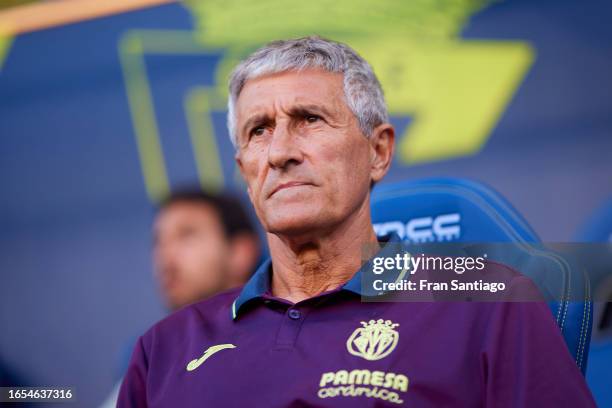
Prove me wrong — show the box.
[267,120,303,169]
[154,239,176,272]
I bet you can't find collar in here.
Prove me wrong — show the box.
[231,232,404,320]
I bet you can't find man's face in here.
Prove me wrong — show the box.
[235,69,378,236]
[153,202,229,310]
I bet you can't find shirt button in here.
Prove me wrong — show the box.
[288,309,301,320]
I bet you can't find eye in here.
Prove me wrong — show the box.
[305,114,321,123]
[250,126,266,137]
[177,226,198,241]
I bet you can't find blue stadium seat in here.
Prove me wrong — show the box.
[371,177,592,375]
[575,198,612,406]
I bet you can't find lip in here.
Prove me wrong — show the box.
[161,277,178,292]
[269,181,312,197]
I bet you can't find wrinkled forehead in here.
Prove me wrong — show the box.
[235,69,347,119]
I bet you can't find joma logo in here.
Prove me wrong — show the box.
[374,213,461,243]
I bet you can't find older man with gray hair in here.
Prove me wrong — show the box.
[118,36,594,407]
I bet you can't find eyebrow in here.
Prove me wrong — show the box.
[240,104,335,138]
[241,113,272,139]
[288,103,334,119]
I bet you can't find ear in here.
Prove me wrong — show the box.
[369,123,395,183]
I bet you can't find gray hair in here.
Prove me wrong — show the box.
[227,36,389,147]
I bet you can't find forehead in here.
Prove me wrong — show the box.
[155,201,220,232]
[235,69,346,118]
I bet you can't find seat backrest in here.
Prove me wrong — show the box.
[371,177,592,374]
[575,198,612,334]
[575,199,612,406]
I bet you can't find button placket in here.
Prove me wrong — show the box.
[274,306,308,348]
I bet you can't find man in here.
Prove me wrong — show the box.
[100,189,260,408]
[118,37,595,407]
[152,189,261,309]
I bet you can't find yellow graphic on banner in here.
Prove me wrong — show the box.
[119,0,534,201]
[0,26,13,71]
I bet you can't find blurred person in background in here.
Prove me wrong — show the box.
[99,188,261,407]
[153,189,261,310]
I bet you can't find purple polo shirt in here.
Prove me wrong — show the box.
[118,234,595,407]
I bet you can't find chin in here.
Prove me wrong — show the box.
[263,206,340,237]
[264,212,324,236]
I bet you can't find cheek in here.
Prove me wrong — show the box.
[183,234,218,260]
[314,136,370,194]
[240,150,267,194]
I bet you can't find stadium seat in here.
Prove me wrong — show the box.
[370,178,593,375]
[575,198,612,406]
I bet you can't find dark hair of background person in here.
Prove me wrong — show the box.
[158,188,257,239]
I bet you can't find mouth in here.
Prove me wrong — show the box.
[269,181,313,197]
[161,275,178,291]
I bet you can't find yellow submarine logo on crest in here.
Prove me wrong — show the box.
[347,319,400,361]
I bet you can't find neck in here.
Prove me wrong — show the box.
[267,199,379,303]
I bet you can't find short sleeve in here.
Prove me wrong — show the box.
[117,336,148,408]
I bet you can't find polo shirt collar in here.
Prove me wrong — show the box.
[231,232,404,320]
[231,258,271,319]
